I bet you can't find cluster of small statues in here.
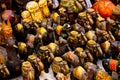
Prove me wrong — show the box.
[0,0,120,80]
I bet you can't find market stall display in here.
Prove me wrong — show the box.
[0,0,120,80]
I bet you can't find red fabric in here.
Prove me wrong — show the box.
[110,59,118,71]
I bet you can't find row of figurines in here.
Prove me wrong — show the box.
[0,0,94,14]
[1,0,120,14]
[1,8,120,42]
[0,49,120,80]
[1,0,120,25]
[1,2,120,42]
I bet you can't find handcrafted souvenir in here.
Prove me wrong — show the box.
[74,47,94,65]
[37,46,54,72]
[63,51,80,67]
[26,1,43,22]
[51,57,70,75]
[14,23,27,41]
[28,55,44,72]
[72,22,85,33]
[56,24,72,39]
[58,7,68,25]
[95,16,107,30]
[26,34,35,54]
[0,20,13,43]
[60,0,83,13]
[21,10,32,23]
[38,45,54,61]
[36,27,46,43]
[86,8,99,19]
[56,25,63,36]
[28,55,44,80]
[38,0,50,17]
[96,28,115,43]
[73,66,88,80]
[22,61,35,80]
[0,54,10,79]
[18,42,27,60]
[46,25,56,44]
[67,7,75,24]
[67,30,87,49]
[26,1,39,13]
[85,30,97,41]
[34,34,43,52]
[36,27,54,45]
[74,47,87,65]
[47,43,58,54]
[51,12,60,24]
[62,23,72,36]
[101,41,120,59]
[1,20,13,40]
[37,27,47,36]
[78,32,88,46]
[55,37,71,56]
[86,40,103,62]
[67,31,80,49]
[77,12,93,31]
